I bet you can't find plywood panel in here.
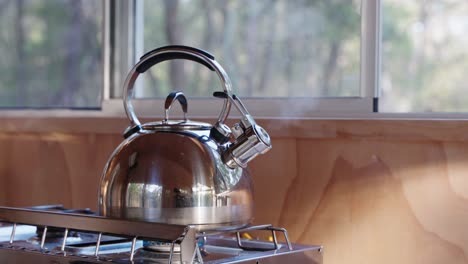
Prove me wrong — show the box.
[58,133,122,210]
[7,133,60,206]
[2,119,468,264]
[258,138,468,264]
[0,137,11,205]
[276,139,339,241]
[0,133,122,210]
[249,138,297,226]
[443,141,468,200]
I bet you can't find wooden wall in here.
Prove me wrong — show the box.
[1,118,468,264]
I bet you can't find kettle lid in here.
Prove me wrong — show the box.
[123,91,212,138]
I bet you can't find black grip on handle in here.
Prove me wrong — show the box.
[214,91,239,100]
[213,91,228,99]
[123,125,141,139]
[210,126,230,144]
[136,45,216,73]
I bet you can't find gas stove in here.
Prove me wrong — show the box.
[0,205,322,263]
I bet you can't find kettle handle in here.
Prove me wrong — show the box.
[122,45,233,137]
[122,45,272,168]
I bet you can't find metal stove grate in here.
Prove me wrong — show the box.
[0,205,298,263]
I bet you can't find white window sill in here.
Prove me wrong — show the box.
[1,108,468,141]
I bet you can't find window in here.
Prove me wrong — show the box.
[0,0,103,108]
[2,0,466,116]
[107,0,371,118]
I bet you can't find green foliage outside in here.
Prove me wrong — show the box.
[0,0,102,108]
[139,0,361,98]
[381,0,468,112]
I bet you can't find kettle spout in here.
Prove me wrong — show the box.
[222,123,272,169]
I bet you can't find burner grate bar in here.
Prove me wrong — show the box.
[40,226,47,249]
[94,232,102,256]
[8,223,15,244]
[129,236,137,261]
[234,225,294,251]
[0,206,187,241]
[61,228,68,252]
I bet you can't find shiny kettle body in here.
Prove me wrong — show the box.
[99,45,271,231]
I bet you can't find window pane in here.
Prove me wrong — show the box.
[381,0,468,112]
[139,0,361,98]
[0,0,103,108]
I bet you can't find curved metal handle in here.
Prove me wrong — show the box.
[164,91,188,123]
[122,45,233,129]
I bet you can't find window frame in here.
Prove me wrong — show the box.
[101,0,378,119]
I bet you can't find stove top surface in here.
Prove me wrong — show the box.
[0,206,322,263]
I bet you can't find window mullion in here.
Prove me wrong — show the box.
[102,0,112,101]
[133,0,145,98]
[104,0,137,100]
[361,0,382,112]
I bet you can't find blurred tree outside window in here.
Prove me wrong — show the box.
[1,0,467,113]
[381,0,468,112]
[0,0,102,108]
[136,0,362,99]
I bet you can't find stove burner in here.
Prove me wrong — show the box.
[30,206,96,239]
[143,240,181,253]
[27,205,96,215]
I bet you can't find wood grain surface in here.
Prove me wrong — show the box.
[1,119,468,264]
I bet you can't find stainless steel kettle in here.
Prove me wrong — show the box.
[99,45,272,231]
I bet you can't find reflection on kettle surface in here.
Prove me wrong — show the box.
[126,183,163,208]
[101,132,255,230]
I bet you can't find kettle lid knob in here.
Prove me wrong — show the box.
[163,91,188,123]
